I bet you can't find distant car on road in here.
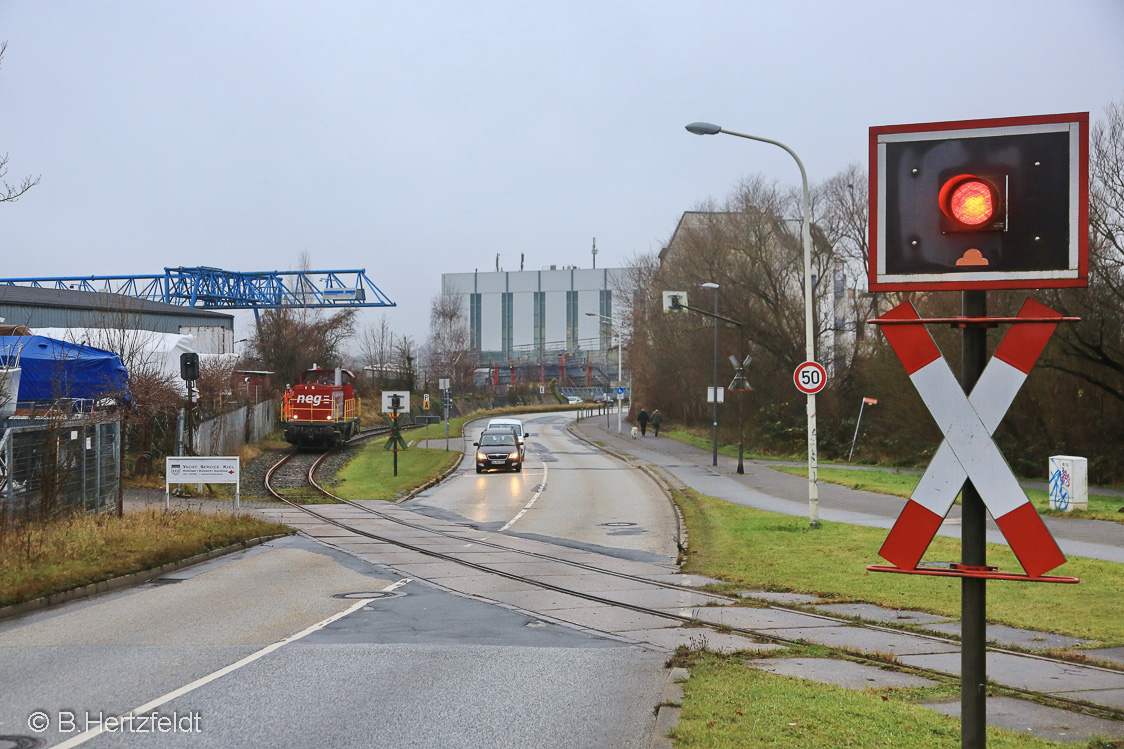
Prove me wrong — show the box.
[487,418,529,459]
[473,428,523,473]
[592,393,608,403]
[566,396,583,405]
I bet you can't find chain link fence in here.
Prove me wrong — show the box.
[0,418,121,519]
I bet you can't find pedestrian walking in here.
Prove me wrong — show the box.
[651,409,662,437]
[637,407,650,436]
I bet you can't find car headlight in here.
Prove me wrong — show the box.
[509,451,520,461]
[477,452,488,461]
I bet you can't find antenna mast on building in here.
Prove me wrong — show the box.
[591,238,597,269]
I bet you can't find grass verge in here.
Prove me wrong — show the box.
[0,510,290,608]
[671,650,1072,749]
[329,442,460,501]
[674,486,1124,645]
[772,465,1124,524]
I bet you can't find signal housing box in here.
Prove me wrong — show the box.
[869,113,1088,291]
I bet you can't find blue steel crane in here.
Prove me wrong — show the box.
[0,267,395,315]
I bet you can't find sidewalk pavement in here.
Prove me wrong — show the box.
[572,418,1124,565]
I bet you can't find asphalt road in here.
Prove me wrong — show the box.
[0,412,675,749]
[410,410,680,564]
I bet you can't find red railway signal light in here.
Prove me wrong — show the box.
[869,113,1088,291]
[938,174,1006,232]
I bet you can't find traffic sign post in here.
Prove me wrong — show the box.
[728,355,753,474]
[381,391,410,477]
[867,112,1087,749]
[847,397,878,462]
[443,386,451,452]
[870,299,1080,749]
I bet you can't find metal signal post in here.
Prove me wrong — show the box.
[868,113,1088,749]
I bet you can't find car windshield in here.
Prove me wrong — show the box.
[481,433,515,446]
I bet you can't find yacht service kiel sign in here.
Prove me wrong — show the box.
[166,457,240,484]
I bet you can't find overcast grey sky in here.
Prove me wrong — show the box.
[2,1,1122,348]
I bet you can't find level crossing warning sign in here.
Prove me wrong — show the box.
[874,298,1066,578]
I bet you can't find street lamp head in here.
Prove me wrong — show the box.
[701,282,719,289]
[686,122,722,136]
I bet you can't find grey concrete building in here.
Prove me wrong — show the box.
[441,266,631,362]
[0,286,235,353]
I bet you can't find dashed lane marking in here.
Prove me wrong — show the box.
[499,461,548,532]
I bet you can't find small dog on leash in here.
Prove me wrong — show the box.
[630,426,638,439]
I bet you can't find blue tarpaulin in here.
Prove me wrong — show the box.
[0,336,129,402]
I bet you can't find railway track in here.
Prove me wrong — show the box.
[261,436,1124,725]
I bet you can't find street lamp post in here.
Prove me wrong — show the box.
[686,121,820,526]
[701,282,720,467]
[586,312,623,434]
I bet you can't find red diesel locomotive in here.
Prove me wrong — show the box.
[281,365,361,447]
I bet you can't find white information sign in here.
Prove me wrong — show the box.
[381,390,411,413]
[165,457,241,510]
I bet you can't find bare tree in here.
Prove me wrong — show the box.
[425,292,472,389]
[357,315,396,389]
[243,253,358,386]
[394,335,417,393]
[244,306,356,388]
[0,42,40,204]
[1043,96,1124,403]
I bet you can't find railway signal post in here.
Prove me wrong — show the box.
[382,391,410,477]
[440,378,451,452]
[869,112,1087,748]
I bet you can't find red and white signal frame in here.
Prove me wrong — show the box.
[869,112,1089,292]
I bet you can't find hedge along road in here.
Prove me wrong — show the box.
[408,410,681,564]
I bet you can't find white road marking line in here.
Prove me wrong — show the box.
[499,461,548,532]
[52,580,409,748]
[381,578,411,592]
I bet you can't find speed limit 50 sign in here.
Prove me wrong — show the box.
[794,361,827,394]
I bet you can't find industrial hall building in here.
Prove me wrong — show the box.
[440,265,632,388]
[0,285,235,354]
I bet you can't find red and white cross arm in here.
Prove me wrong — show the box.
[876,299,1066,578]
